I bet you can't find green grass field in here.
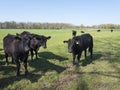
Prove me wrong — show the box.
[0,29,120,90]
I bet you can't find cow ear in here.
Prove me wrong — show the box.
[47,36,51,39]
[63,40,68,43]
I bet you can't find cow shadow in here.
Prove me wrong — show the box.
[0,48,4,59]
[76,71,120,79]
[81,53,102,66]
[0,53,5,61]
[38,51,68,61]
[0,65,16,75]
[0,73,42,89]
[0,48,3,51]
[29,51,68,73]
[0,51,68,89]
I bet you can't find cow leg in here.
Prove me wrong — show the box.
[24,60,28,76]
[23,54,28,76]
[77,52,82,64]
[90,48,93,59]
[5,53,9,66]
[30,50,34,60]
[11,57,15,64]
[72,54,76,65]
[16,60,20,77]
[84,49,87,58]
[35,50,38,60]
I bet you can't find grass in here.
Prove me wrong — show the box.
[0,29,120,90]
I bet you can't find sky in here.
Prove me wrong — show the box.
[0,0,120,26]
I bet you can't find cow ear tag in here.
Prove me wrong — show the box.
[76,41,79,44]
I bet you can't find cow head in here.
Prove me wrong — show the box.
[64,37,79,53]
[33,35,51,49]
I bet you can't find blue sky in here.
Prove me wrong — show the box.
[0,0,120,26]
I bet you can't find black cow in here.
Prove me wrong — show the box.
[3,34,30,77]
[19,31,33,40]
[19,31,51,60]
[81,31,85,33]
[97,29,101,32]
[30,35,51,60]
[64,34,93,65]
[72,30,77,37]
[3,34,16,64]
[111,29,113,32]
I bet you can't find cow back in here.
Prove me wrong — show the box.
[74,34,93,50]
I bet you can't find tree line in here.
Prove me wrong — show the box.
[0,21,75,29]
[0,21,120,29]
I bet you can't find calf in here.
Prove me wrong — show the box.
[64,34,93,65]
[3,34,30,77]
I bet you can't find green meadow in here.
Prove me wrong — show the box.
[0,29,120,90]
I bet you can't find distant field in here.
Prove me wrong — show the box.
[0,29,120,90]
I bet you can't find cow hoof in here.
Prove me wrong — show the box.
[72,62,77,65]
[16,75,21,79]
[25,71,28,77]
[76,63,80,67]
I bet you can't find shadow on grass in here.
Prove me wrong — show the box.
[29,51,68,73]
[0,65,16,75]
[0,73,42,89]
[81,53,102,66]
[0,51,67,89]
[0,53,5,61]
[78,71,120,79]
[0,48,4,51]
[38,51,68,61]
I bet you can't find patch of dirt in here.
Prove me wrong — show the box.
[55,64,81,90]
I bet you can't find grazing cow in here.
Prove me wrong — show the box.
[97,29,101,32]
[64,34,93,65]
[72,30,77,37]
[30,35,51,60]
[81,31,85,33]
[3,34,30,77]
